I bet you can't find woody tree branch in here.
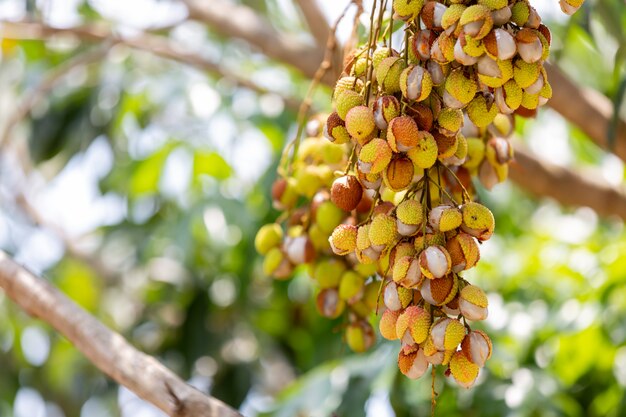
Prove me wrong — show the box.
[0,251,243,417]
[294,0,332,49]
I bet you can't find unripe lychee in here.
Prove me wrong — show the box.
[345,106,376,145]
[393,256,423,288]
[428,205,462,232]
[446,232,480,272]
[331,175,363,212]
[491,5,512,25]
[335,89,364,121]
[494,79,523,114]
[396,199,424,236]
[419,245,452,279]
[359,138,393,174]
[400,65,433,102]
[453,36,478,66]
[477,56,513,88]
[285,235,316,265]
[450,350,479,388]
[373,95,401,130]
[430,317,466,351]
[420,273,458,306]
[393,0,425,20]
[461,202,495,241]
[316,200,344,234]
[463,138,485,169]
[272,177,298,210]
[329,224,358,256]
[383,157,414,192]
[441,4,466,36]
[369,213,398,249]
[407,131,438,169]
[513,58,541,89]
[430,32,455,64]
[339,270,365,301]
[333,76,364,102]
[376,56,407,94]
[559,0,583,15]
[412,29,437,60]
[467,94,498,128]
[356,224,379,263]
[426,59,448,86]
[421,1,448,30]
[443,69,477,109]
[510,0,530,26]
[263,247,293,279]
[384,281,413,311]
[346,321,375,353]
[387,116,419,152]
[316,288,345,318]
[459,5,493,40]
[396,305,431,344]
[459,284,488,321]
[313,259,345,289]
[398,348,429,379]
[437,107,464,136]
[516,28,543,63]
[380,309,401,340]
[324,112,351,144]
[433,131,459,160]
[255,223,283,255]
[461,330,492,367]
[483,28,516,60]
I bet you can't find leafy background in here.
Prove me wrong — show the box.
[0,0,625,416]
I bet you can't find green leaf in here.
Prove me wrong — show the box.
[193,151,233,181]
[130,144,176,196]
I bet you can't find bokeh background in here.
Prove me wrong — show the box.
[0,0,625,416]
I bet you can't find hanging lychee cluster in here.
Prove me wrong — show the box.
[256,0,584,389]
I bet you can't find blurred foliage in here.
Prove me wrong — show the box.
[0,0,625,417]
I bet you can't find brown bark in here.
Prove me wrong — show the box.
[0,251,243,417]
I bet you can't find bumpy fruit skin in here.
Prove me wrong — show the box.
[400,65,433,102]
[387,116,419,152]
[459,284,489,321]
[345,106,376,145]
[331,175,363,212]
[335,90,364,120]
[383,157,415,192]
[396,305,431,344]
[255,223,283,255]
[407,131,438,169]
[329,224,358,256]
[444,69,478,109]
[461,330,492,367]
[467,95,498,128]
[461,202,495,240]
[393,0,425,20]
[398,348,429,379]
[359,138,393,174]
[420,273,458,306]
[428,205,462,232]
[380,309,401,340]
[419,245,452,279]
[373,95,401,130]
[324,112,352,144]
[369,214,398,248]
[376,57,407,94]
[450,351,479,388]
[396,199,424,236]
[430,317,466,350]
[437,108,463,135]
[446,232,480,272]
